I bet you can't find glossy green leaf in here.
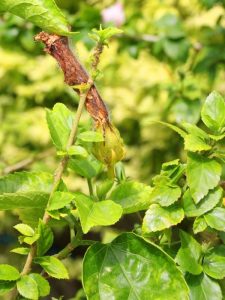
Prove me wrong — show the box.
[17,275,38,300]
[186,152,221,203]
[110,181,153,213]
[83,232,189,300]
[0,265,20,281]
[186,273,222,300]
[142,204,184,233]
[10,247,30,255]
[0,0,71,36]
[201,91,225,133]
[78,131,104,142]
[46,103,73,150]
[30,273,50,297]
[204,207,225,231]
[47,191,75,211]
[74,193,122,234]
[149,182,181,207]
[203,245,225,279]
[36,220,53,256]
[34,256,68,279]
[69,155,102,178]
[14,223,34,236]
[176,230,202,275]
[0,281,16,296]
[182,187,222,217]
[193,217,207,234]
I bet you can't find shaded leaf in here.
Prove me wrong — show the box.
[36,220,53,256]
[0,281,16,296]
[193,217,207,234]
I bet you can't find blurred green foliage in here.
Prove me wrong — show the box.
[1,0,225,298]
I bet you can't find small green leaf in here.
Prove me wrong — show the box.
[186,152,221,203]
[48,191,75,211]
[186,273,222,300]
[36,220,53,256]
[204,207,225,231]
[0,0,71,36]
[83,232,189,300]
[203,245,225,279]
[201,91,225,133]
[21,233,40,245]
[89,26,123,44]
[14,223,34,236]
[0,281,16,296]
[74,193,122,234]
[57,146,88,157]
[69,155,102,178]
[34,256,69,279]
[182,187,222,217]
[110,181,153,213]
[17,275,38,300]
[193,217,207,234]
[149,183,181,207]
[46,103,73,150]
[30,273,50,297]
[78,131,104,142]
[10,247,30,255]
[176,230,202,275]
[96,179,114,200]
[142,204,184,233]
[0,265,20,281]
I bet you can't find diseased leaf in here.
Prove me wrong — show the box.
[34,256,69,279]
[46,103,73,150]
[176,230,202,275]
[47,191,75,211]
[193,217,207,234]
[142,204,184,233]
[182,187,222,217]
[17,275,38,300]
[110,181,153,213]
[186,273,222,300]
[74,193,122,234]
[204,207,225,231]
[186,152,221,203]
[203,245,225,279]
[30,273,50,297]
[83,232,189,300]
[0,265,20,281]
[201,91,225,133]
[0,0,71,36]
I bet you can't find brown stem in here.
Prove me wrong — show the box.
[34,32,109,127]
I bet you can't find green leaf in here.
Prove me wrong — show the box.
[204,207,225,231]
[149,182,181,207]
[36,220,53,256]
[186,273,222,300]
[69,155,102,178]
[0,265,20,281]
[201,91,225,133]
[10,247,30,255]
[110,181,153,213]
[0,0,71,36]
[78,131,104,142]
[46,103,73,150]
[184,134,211,152]
[203,245,225,279]
[21,233,40,245]
[96,179,114,200]
[186,152,221,203]
[74,193,122,234]
[17,275,38,300]
[182,187,222,217]
[34,256,69,279]
[176,230,202,275]
[14,223,34,236]
[0,281,16,296]
[142,204,184,233]
[193,217,207,234]
[83,232,189,300]
[153,121,187,138]
[30,273,50,297]
[57,146,88,158]
[47,191,75,211]
[89,26,123,44]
